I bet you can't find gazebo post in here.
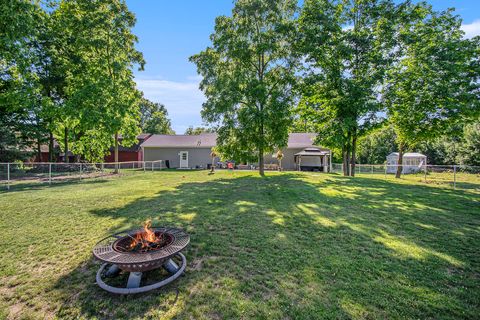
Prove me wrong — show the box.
[329,151,332,173]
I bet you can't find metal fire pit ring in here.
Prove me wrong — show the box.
[96,253,186,294]
[92,227,190,294]
[93,227,189,272]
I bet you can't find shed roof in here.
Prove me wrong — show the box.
[387,152,426,158]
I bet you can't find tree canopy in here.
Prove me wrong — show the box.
[296,0,405,176]
[184,126,215,135]
[1,0,150,164]
[383,4,480,177]
[190,0,298,175]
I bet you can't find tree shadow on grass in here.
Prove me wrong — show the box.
[51,173,480,319]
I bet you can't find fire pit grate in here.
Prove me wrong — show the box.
[93,226,190,294]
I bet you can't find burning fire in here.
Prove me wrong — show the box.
[129,220,163,251]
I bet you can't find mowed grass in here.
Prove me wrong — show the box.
[0,171,479,320]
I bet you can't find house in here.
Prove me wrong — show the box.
[141,134,217,169]
[141,132,332,171]
[104,133,152,163]
[386,152,427,174]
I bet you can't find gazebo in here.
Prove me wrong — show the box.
[386,152,427,174]
[294,148,331,172]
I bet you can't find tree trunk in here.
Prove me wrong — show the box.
[259,150,265,176]
[48,132,54,162]
[211,157,215,172]
[351,135,357,177]
[64,127,69,163]
[114,132,119,173]
[342,144,347,176]
[345,142,351,176]
[36,138,42,163]
[395,142,404,179]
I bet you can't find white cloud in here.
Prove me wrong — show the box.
[461,20,480,39]
[135,77,206,133]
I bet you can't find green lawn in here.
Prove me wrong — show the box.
[0,171,479,319]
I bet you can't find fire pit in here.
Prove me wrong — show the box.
[93,222,190,294]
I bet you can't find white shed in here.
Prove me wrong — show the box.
[386,152,427,174]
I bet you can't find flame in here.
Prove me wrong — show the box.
[129,219,162,250]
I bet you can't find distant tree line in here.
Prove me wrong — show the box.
[355,123,480,166]
[0,0,173,164]
[191,0,480,176]
[184,126,216,135]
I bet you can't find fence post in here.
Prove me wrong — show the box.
[79,163,82,179]
[7,163,10,190]
[143,162,146,172]
[133,162,135,169]
[101,163,104,172]
[424,164,427,183]
[384,165,387,178]
[49,163,52,185]
[152,162,154,171]
[453,165,457,190]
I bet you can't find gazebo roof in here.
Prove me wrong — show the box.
[294,148,329,156]
[387,152,426,158]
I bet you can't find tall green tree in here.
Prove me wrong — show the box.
[297,0,408,176]
[0,0,43,161]
[384,5,480,178]
[139,98,174,134]
[52,0,144,164]
[190,0,298,175]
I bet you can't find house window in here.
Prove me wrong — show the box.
[182,153,187,160]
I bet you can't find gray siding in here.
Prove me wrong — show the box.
[144,147,214,169]
[144,146,329,171]
[263,148,305,170]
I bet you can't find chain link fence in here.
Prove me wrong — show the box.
[2,161,478,192]
[331,163,480,192]
[0,161,166,190]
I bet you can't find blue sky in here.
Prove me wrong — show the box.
[126,0,480,134]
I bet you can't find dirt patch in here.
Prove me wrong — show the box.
[190,256,221,271]
[8,302,24,319]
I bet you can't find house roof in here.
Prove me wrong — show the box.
[287,133,319,148]
[141,133,217,148]
[387,152,426,158]
[141,132,328,149]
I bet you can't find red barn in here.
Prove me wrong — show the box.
[104,134,152,163]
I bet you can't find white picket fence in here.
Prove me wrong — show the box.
[0,160,166,190]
